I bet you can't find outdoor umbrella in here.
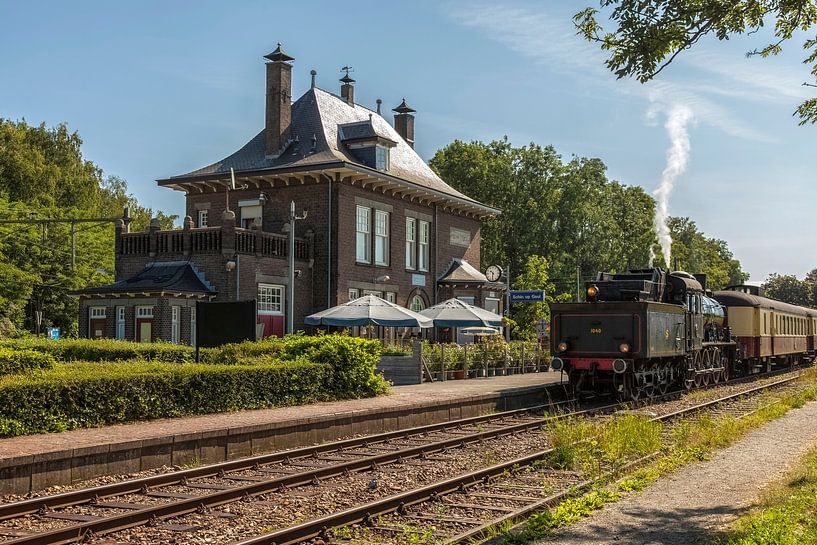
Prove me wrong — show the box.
[305,294,433,328]
[419,298,503,328]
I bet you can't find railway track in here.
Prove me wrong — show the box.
[0,369,807,544]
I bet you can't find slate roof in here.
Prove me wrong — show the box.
[72,262,217,296]
[437,258,488,284]
[161,87,490,210]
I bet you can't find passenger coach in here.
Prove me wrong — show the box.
[713,285,816,372]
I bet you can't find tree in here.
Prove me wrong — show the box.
[574,1,817,123]
[656,216,748,289]
[763,273,811,306]
[0,119,176,336]
[430,138,659,298]
[511,255,558,340]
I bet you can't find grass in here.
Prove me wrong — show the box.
[714,445,817,545]
[491,369,817,544]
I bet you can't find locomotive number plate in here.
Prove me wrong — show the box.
[590,328,602,334]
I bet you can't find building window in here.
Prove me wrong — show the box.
[385,292,396,304]
[409,295,425,312]
[418,220,429,272]
[349,288,360,301]
[116,306,125,340]
[375,210,389,266]
[485,297,500,315]
[190,307,197,346]
[356,205,371,263]
[136,306,153,318]
[375,145,390,171]
[198,209,209,228]
[239,200,263,229]
[90,307,106,319]
[171,306,180,344]
[258,284,284,314]
[406,217,417,270]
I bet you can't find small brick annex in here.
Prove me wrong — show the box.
[74,44,504,343]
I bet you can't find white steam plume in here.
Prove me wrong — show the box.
[653,104,693,269]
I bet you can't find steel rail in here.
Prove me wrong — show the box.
[232,373,803,545]
[0,393,573,521]
[4,398,608,545]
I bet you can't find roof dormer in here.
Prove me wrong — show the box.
[338,120,397,171]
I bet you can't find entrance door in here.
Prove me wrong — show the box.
[138,321,152,343]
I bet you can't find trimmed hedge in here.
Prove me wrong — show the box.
[0,359,332,436]
[210,335,386,398]
[0,347,56,375]
[0,338,196,363]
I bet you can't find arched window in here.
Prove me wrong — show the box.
[409,295,425,312]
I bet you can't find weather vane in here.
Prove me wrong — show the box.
[341,66,353,77]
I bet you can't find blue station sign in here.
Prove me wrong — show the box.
[509,290,546,303]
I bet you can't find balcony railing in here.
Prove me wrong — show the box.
[119,226,309,261]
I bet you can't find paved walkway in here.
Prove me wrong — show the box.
[0,372,564,461]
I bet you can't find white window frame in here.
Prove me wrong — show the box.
[116,306,125,340]
[257,284,284,314]
[348,288,360,301]
[409,295,425,312]
[90,307,106,319]
[385,292,396,304]
[136,306,154,319]
[171,306,180,344]
[198,209,209,228]
[418,220,429,272]
[375,145,390,171]
[406,217,417,270]
[356,205,371,263]
[374,209,389,266]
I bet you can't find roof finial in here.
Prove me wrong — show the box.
[310,69,317,89]
[340,65,355,84]
[376,98,382,115]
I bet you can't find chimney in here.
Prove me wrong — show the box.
[264,43,294,157]
[340,67,355,106]
[392,98,416,148]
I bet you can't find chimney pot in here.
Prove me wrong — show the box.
[393,98,416,148]
[340,67,355,106]
[265,44,294,157]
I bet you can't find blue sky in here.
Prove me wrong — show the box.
[1,1,815,281]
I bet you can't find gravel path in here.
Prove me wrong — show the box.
[534,399,817,545]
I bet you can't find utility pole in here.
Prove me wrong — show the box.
[576,265,581,302]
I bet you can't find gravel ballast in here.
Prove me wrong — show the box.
[534,398,817,545]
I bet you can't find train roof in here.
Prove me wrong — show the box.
[712,290,816,317]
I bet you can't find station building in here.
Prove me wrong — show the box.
[74,45,503,343]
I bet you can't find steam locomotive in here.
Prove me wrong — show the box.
[549,269,816,400]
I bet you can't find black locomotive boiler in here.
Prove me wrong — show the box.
[549,269,737,400]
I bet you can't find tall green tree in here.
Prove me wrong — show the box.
[763,273,812,306]
[0,119,175,336]
[574,1,817,123]
[512,255,560,340]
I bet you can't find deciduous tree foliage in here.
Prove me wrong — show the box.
[763,270,817,307]
[574,0,817,123]
[430,138,657,296]
[0,119,175,336]
[658,216,748,290]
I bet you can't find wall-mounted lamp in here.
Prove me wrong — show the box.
[225,260,237,272]
[374,275,390,283]
[259,192,269,205]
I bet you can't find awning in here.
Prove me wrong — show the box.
[419,298,503,327]
[305,294,433,328]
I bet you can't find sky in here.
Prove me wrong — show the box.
[1,0,815,282]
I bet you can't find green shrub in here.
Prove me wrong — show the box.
[275,335,388,398]
[0,359,332,436]
[0,347,56,375]
[0,338,195,363]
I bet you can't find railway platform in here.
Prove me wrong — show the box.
[0,371,566,495]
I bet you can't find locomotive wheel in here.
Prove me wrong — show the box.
[657,363,670,395]
[701,351,712,386]
[711,348,721,384]
[721,360,731,382]
[693,352,704,388]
